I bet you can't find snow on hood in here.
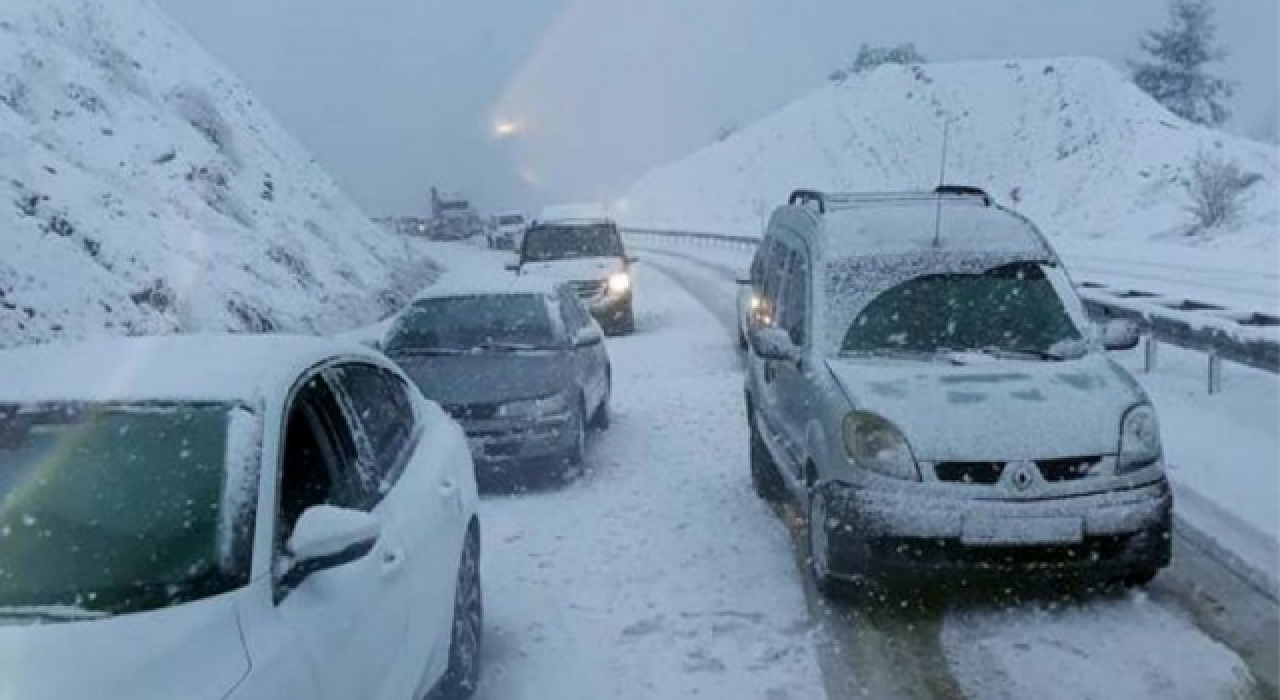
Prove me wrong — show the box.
[826,353,1145,461]
[0,594,249,700]
[521,257,625,283]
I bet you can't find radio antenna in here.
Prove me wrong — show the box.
[932,119,950,248]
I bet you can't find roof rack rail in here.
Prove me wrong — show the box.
[788,186,994,214]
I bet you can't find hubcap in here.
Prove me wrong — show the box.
[809,492,829,579]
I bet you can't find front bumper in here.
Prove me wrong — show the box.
[459,416,575,470]
[820,479,1173,581]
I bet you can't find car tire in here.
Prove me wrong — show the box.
[590,376,611,431]
[749,421,786,503]
[434,525,483,700]
[565,401,587,469]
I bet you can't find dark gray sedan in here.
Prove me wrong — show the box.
[382,278,611,485]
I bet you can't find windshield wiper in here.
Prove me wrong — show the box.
[0,605,109,623]
[392,347,465,356]
[469,341,546,353]
[973,346,1065,362]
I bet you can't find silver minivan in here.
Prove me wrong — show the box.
[743,187,1171,596]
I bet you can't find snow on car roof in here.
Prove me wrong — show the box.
[0,334,369,404]
[819,199,1054,261]
[412,275,563,301]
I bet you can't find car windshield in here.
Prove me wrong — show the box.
[840,261,1084,359]
[387,294,558,353]
[0,402,250,619]
[522,225,623,262]
[498,215,524,226]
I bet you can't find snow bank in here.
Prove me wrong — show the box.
[623,58,1279,255]
[0,0,436,347]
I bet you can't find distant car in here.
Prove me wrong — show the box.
[509,219,638,335]
[0,335,483,700]
[744,186,1171,596]
[381,278,611,485]
[488,212,527,251]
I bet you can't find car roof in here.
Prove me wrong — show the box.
[412,275,564,301]
[773,195,1054,262]
[0,334,372,404]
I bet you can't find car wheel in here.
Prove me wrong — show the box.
[590,376,611,431]
[566,402,587,469]
[435,526,482,700]
[749,421,786,503]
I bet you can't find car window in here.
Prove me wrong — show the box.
[841,261,1083,357]
[0,401,249,617]
[778,250,809,347]
[277,373,369,555]
[329,364,415,499]
[522,224,623,262]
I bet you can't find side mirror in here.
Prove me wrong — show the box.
[573,325,605,348]
[749,327,797,361]
[1101,319,1141,351]
[281,506,380,591]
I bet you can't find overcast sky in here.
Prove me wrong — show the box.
[157,0,1277,216]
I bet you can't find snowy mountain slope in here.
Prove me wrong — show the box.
[0,0,435,348]
[623,58,1279,254]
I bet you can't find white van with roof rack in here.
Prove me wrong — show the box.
[740,185,1170,596]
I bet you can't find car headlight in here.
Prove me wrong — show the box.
[1117,403,1162,474]
[842,412,920,480]
[498,393,570,420]
[607,272,631,294]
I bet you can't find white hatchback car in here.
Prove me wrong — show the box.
[0,335,482,700]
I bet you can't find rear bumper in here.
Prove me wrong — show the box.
[821,479,1173,581]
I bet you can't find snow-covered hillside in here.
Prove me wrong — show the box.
[0,0,434,347]
[624,58,1279,254]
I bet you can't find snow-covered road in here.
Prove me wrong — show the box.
[450,245,1273,699]
[473,264,824,700]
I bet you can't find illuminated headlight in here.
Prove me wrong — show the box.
[498,393,570,421]
[842,412,921,480]
[1117,403,1162,474]
[607,272,631,294]
[749,294,761,311]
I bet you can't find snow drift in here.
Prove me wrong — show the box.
[0,0,434,347]
[623,58,1279,253]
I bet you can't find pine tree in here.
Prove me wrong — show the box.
[1130,0,1234,126]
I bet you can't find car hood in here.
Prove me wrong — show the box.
[825,353,1145,461]
[0,594,249,700]
[393,352,569,406]
[521,257,625,282]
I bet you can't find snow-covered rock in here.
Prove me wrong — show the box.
[0,0,436,347]
[623,58,1279,253]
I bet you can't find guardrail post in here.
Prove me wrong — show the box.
[1208,352,1223,394]
[1143,336,1158,373]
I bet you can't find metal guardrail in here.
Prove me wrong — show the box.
[623,227,1280,383]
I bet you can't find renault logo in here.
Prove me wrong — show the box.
[1010,463,1036,491]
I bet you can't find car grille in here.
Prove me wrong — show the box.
[933,457,1103,484]
[570,279,606,298]
[934,462,1004,484]
[442,402,502,421]
[1036,456,1103,482]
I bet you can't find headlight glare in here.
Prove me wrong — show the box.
[607,272,631,294]
[1117,403,1162,474]
[842,412,920,480]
